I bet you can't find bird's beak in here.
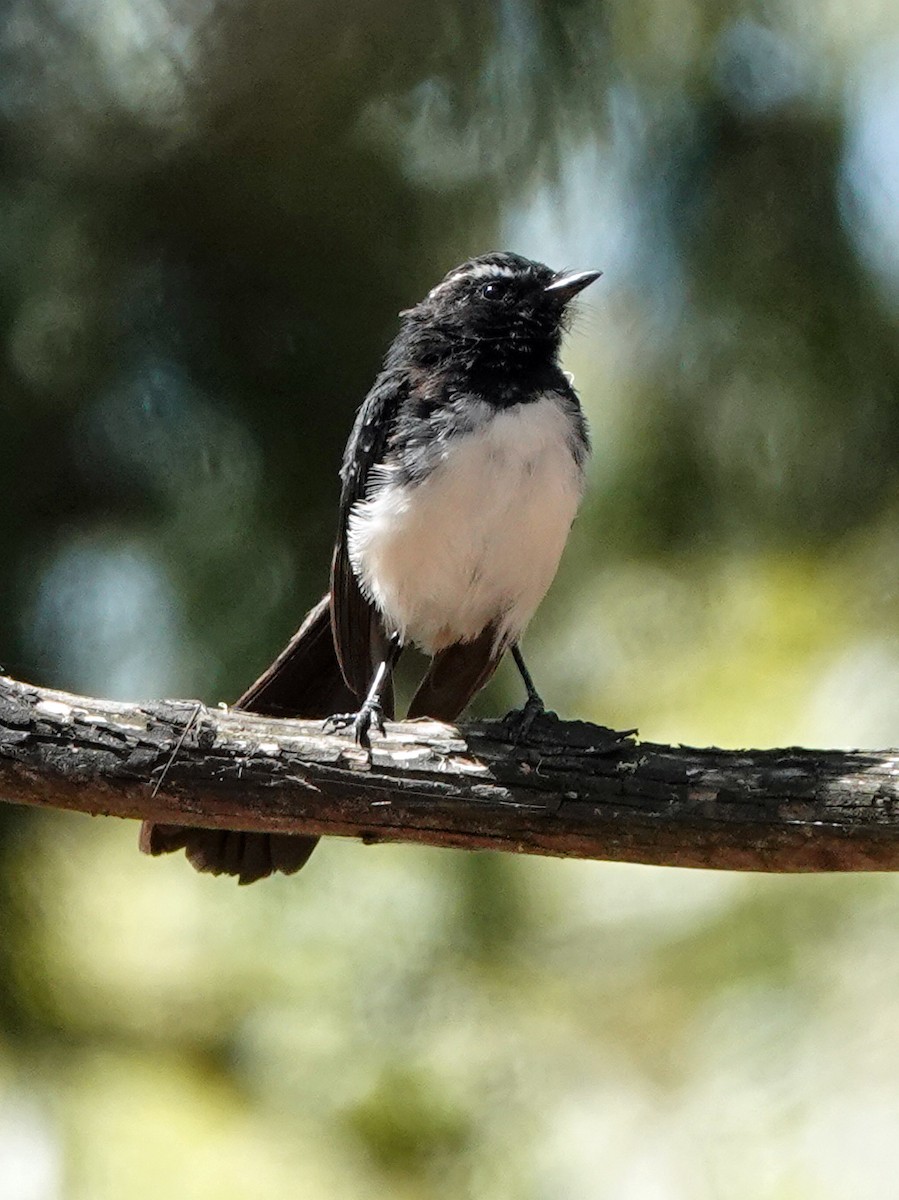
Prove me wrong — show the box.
[544,269,602,302]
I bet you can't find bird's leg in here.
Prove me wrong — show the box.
[324,634,403,750]
[503,642,547,741]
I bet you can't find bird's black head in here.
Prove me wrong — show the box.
[395,252,601,384]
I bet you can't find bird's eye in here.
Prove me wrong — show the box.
[481,280,506,300]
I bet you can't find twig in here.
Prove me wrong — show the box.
[151,701,204,797]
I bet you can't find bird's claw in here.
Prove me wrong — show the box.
[502,695,547,743]
[323,700,387,751]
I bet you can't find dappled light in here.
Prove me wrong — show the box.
[3,0,899,1196]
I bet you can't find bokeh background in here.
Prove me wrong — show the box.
[2,0,899,1196]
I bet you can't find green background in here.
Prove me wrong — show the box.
[3,1,899,1196]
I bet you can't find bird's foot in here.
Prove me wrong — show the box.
[323,699,387,751]
[502,694,548,743]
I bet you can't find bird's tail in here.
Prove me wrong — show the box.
[140,600,497,884]
[406,623,501,723]
[139,593,359,884]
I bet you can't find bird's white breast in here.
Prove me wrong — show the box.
[347,393,585,655]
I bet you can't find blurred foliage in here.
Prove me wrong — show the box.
[2,0,899,1196]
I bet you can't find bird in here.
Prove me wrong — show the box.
[140,251,601,883]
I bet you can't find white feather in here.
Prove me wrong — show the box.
[428,261,519,300]
[347,393,585,655]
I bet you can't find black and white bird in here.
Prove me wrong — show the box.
[141,252,600,882]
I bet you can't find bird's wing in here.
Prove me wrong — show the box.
[331,368,407,701]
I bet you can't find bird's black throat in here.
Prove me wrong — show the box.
[388,318,568,410]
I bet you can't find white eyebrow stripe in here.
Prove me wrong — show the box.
[453,262,519,282]
[427,261,520,300]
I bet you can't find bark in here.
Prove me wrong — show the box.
[1,673,898,871]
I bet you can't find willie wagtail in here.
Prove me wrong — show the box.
[141,252,600,882]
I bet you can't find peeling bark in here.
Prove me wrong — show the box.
[2,674,899,871]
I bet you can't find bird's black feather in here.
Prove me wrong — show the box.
[140,251,599,883]
[330,367,408,700]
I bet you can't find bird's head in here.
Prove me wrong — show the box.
[398,252,601,376]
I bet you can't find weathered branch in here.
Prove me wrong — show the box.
[2,673,899,871]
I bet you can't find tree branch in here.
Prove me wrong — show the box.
[2,673,898,872]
